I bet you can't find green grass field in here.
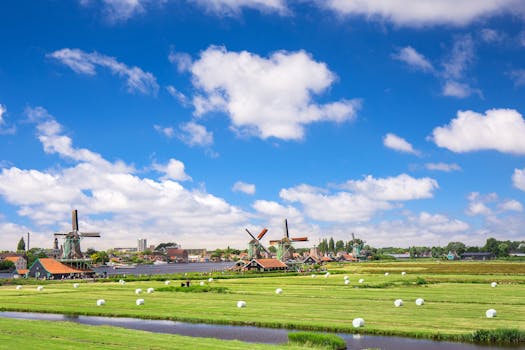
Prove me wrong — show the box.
[0,260,523,348]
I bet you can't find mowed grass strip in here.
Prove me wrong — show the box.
[0,268,523,340]
[0,318,315,350]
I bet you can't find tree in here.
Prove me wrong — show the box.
[483,237,499,255]
[335,240,345,252]
[17,237,25,252]
[445,241,466,255]
[497,243,510,257]
[0,260,15,271]
[328,237,335,253]
[268,245,277,253]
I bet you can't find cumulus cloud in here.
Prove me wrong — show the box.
[232,181,256,195]
[153,158,192,181]
[425,162,461,172]
[442,81,481,98]
[499,199,523,212]
[190,0,288,16]
[383,133,420,155]
[178,121,213,147]
[279,174,438,223]
[48,48,159,95]
[431,109,525,154]
[154,124,175,138]
[392,46,433,72]
[0,107,248,249]
[168,50,193,73]
[190,46,360,140]
[318,0,525,27]
[513,168,525,191]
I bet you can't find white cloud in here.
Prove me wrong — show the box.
[513,168,525,191]
[319,0,525,27]
[154,124,175,138]
[431,109,525,154]
[190,46,360,140]
[342,174,438,201]
[383,133,420,155]
[442,81,481,98]
[48,48,159,95]
[509,69,525,86]
[101,0,144,22]
[0,104,6,125]
[480,28,504,43]
[499,199,523,212]
[279,174,438,223]
[168,50,193,73]
[442,35,474,80]
[153,159,192,181]
[178,121,213,147]
[232,181,256,195]
[392,46,433,72]
[166,85,189,105]
[425,162,461,172]
[0,107,249,250]
[190,0,288,15]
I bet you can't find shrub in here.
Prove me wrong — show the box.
[288,332,346,350]
[415,277,427,285]
[470,328,525,344]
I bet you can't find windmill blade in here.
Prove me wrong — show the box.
[283,218,289,238]
[291,237,308,242]
[80,232,100,237]
[256,228,268,240]
[72,209,79,231]
[245,229,258,241]
[54,233,68,236]
[255,241,271,255]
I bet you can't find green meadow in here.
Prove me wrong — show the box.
[0,261,523,348]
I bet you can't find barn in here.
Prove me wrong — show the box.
[27,258,91,279]
[243,258,288,272]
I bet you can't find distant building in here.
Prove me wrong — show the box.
[138,238,147,252]
[461,252,495,261]
[387,253,411,259]
[3,256,27,272]
[166,248,188,263]
[113,247,138,253]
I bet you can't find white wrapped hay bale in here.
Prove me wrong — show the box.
[486,309,497,318]
[343,275,349,281]
[73,283,79,289]
[96,299,105,306]
[352,318,365,328]
[199,281,205,286]
[119,279,126,285]
[401,271,406,276]
[358,278,364,284]
[237,300,246,308]
[324,272,330,278]
[208,278,213,282]
[135,288,142,295]
[147,287,154,294]
[15,285,22,290]
[394,299,404,307]
[344,280,350,285]
[36,286,44,291]
[164,280,170,285]
[275,288,283,295]
[415,298,424,306]
[384,272,389,276]
[311,274,316,278]
[491,282,497,288]
[136,298,145,306]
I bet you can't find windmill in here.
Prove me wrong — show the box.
[245,227,270,260]
[351,232,364,259]
[54,210,100,260]
[269,219,308,262]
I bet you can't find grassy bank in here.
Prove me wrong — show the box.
[0,318,317,350]
[0,260,523,345]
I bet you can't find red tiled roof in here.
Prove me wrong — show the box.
[38,258,85,274]
[4,256,22,263]
[321,256,333,262]
[17,269,28,275]
[254,258,287,268]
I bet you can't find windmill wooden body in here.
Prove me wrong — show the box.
[269,219,308,262]
[54,210,100,260]
[245,227,270,260]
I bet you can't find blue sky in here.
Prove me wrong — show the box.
[1,0,525,251]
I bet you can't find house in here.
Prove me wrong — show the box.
[302,256,319,265]
[461,252,495,261]
[166,248,188,263]
[320,256,334,263]
[243,258,288,272]
[27,258,91,279]
[447,251,459,260]
[3,256,27,272]
[387,253,411,259]
[338,253,358,262]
